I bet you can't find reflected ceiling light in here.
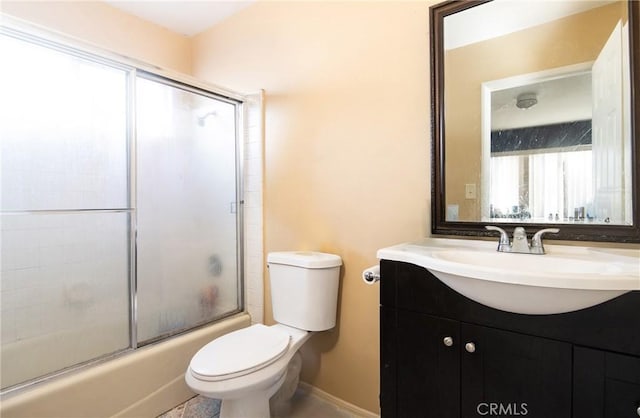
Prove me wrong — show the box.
[516,92,538,109]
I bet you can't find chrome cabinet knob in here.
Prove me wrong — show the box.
[465,342,476,353]
[443,336,453,347]
[636,405,640,416]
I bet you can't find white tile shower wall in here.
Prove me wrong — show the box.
[244,91,264,324]
[0,213,130,387]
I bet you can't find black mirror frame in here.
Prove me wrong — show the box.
[430,0,640,243]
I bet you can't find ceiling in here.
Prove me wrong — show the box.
[103,0,255,36]
[491,72,592,130]
[444,0,617,50]
[106,0,617,42]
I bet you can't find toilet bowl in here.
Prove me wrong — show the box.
[186,323,311,418]
[185,251,341,418]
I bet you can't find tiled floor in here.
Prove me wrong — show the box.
[157,387,359,418]
[158,396,220,418]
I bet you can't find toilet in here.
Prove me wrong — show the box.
[185,251,342,418]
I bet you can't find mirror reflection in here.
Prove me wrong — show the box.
[443,0,632,225]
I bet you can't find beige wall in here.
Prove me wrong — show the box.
[444,2,625,221]
[193,1,433,412]
[1,1,192,74]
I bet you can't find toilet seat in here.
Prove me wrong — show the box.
[189,324,291,382]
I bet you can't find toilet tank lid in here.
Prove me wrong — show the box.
[267,251,342,269]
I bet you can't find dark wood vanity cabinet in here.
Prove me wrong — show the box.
[380,260,640,418]
[388,308,571,418]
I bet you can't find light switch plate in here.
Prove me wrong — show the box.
[465,183,477,199]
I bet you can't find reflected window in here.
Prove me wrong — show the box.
[490,150,593,221]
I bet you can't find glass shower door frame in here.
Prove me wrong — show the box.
[1,20,246,392]
[130,71,246,347]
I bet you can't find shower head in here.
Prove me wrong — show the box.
[197,111,217,126]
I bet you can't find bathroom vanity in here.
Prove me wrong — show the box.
[379,259,640,418]
[414,0,640,414]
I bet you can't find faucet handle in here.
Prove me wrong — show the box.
[485,225,510,251]
[531,228,560,254]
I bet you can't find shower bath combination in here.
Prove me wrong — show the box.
[1,30,244,392]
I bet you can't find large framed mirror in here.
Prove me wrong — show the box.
[431,0,640,242]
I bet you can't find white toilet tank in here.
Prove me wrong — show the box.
[267,251,342,331]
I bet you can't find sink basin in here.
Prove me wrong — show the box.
[377,239,640,315]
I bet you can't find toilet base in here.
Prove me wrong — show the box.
[269,351,302,416]
[219,372,286,418]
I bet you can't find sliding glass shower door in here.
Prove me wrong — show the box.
[1,28,243,391]
[135,75,241,344]
[0,33,131,388]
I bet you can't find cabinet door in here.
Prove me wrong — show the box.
[461,323,572,418]
[381,306,397,418]
[574,347,640,418]
[396,310,460,418]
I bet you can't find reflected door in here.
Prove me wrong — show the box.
[592,20,626,224]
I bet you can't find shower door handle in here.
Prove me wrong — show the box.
[230,200,245,214]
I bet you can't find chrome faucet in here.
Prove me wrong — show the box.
[485,226,559,254]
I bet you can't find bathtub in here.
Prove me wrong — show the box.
[0,313,251,418]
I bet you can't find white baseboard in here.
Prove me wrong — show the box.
[298,382,380,418]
